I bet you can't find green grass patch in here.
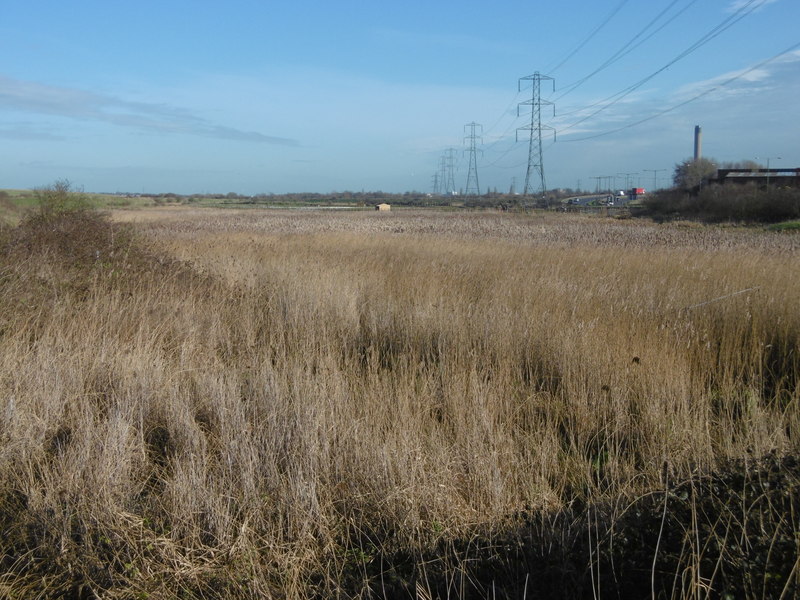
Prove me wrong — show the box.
[767,220,800,232]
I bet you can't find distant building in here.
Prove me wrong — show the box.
[715,168,800,187]
[375,203,391,211]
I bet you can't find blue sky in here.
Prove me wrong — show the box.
[1,0,798,194]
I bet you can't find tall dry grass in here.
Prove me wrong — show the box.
[1,207,798,598]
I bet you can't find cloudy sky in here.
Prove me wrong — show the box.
[1,0,798,194]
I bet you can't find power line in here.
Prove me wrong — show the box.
[482,136,522,168]
[468,0,637,150]
[617,171,639,190]
[643,169,667,190]
[558,0,766,135]
[457,1,662,167]
[482,90,524,138]
[561,40,800,142]
[546,0,630,74]
[476,0,636,144]
[556,0,698,102]
[429,0,775,191]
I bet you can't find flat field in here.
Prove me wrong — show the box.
[1,207,798,598]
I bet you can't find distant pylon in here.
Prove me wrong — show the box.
[444,148,457,195]
[464,122,483,196]
[517,72,555,197]
[438,156,447,195]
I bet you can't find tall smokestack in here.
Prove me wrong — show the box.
[694,125,702,161]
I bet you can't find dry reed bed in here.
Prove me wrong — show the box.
[1,208,798,597]
[115,207,800,252]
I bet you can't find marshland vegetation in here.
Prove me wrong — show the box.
[1,201,798,598]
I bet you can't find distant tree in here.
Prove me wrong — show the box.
[673,158,717,190]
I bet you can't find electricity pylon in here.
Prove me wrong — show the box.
[438,156,447,196]
[517,72,555,197]
[464,122,483,196]
[444,148,457,195]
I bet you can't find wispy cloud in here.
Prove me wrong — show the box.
[726,0,779,12]
[0,122,65,141]
[18,161,225,177]
[671,47,800,101]
[0,76,299,146]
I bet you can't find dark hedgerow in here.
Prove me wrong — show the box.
[642,184,800,223]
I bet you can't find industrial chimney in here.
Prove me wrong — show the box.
[694,125,702,161]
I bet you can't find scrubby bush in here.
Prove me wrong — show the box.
[3,181,141,280]
[31,179,91,220]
